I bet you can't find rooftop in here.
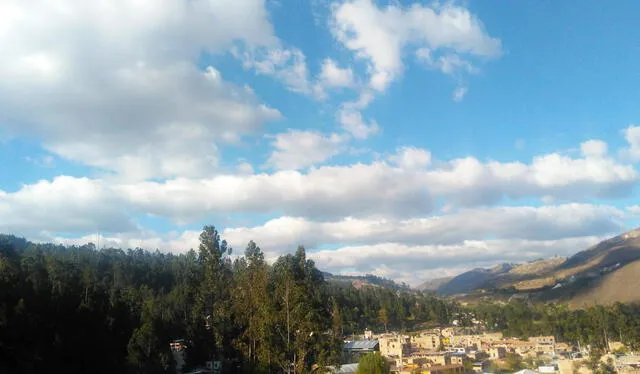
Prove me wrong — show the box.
[344,340,379,350]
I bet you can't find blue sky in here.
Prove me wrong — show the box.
[2,0,640,285]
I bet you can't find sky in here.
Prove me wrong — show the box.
[2,0,640,286]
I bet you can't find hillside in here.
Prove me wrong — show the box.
[429,228,640,305]
[417,277,453,292]
[569,260,640,308]
[322,272,411,291]
[437,263,514,296]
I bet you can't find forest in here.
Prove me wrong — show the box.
[4,226,640,374]
[471,299,640,351]
[0,227,454,374]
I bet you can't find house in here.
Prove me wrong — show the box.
[489,347,506,359]
[343,340,379,363]
[538,365,557,373]
[411,332,442,351]
[379,335,409,357]
[472,361,489,373]
[422,364,464,374]
[364,329,373,340]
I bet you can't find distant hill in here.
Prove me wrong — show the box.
[416,277,453,292]
[427,228,640,306]
[437,263,515,296]
[322,272,411,291]
[569,259,640,308]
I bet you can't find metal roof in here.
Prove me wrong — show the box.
[344,340,379,350]
[331,364,359,373]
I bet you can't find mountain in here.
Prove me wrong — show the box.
[322,272,411,291]
[416,277,453,292]
[429,228,640,306]
[569,260,640,308]
[437,263,515,296]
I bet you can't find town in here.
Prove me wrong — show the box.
[335,324,639,374]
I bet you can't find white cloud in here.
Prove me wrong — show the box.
[627,205,640,216]
[318,58,354,88]
[3,139,636,234]
[117,161,432,222]
[425,152,637,206]
[452,86,468,102]
[337,107,380,139]
[236,47,314,95]
[266,130,348,170]
[331,0,501,91]
[236,162,255,175]
[389,147,432,169]
[620,125,640,161]
[580,139,608,158]
[310,236,605,286]
[49,230,201,254]
[0,176,135,235]
[0,0,281,180]
[113,142,638,223]
[417,49,478,76]
[221,204,626,254]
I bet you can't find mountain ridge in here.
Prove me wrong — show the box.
[425,227,640,306]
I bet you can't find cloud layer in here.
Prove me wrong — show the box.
[2,0,640,286]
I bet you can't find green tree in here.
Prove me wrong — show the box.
[504,353,524,372]
[356,352,389,374]
[378,307,389,332]
[196,225,233,360]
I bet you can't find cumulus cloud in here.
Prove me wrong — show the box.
[3,138,637,234]
[389,147,432,169]
[265,130,348,170]
[337,107,380,139]
[48,230,202,255]
[117,162,432,222]
[310,236,605,286]
[236,47,315,95]
[331,0,501,91]
[0,0,281,180]
[112,143,637,222]
[425,153,637,206]
[318,58,354,88]
[221,204,626,253]
[0,176,135,236]
[620,125,640,161]
[581,139,608,158]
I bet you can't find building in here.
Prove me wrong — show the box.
[343,340,379,363]
[379,335,409,357]
[529,336,556,345]
[538,365,558,373]
[472,361,489,373]
[422,364,465,374]
[170,339,187,374]
[489,347,506,359]
[411,332,442,351]
[364,329,373,340]
[616,355,640,374]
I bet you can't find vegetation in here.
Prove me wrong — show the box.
[356,352,389,374]
[5,226,640,374]
[0,228,454,374]
[472,300,640,350]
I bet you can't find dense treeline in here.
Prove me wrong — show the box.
[0,228,454,374]
[472,300,640,351]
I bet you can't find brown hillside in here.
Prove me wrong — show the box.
[569,260,640,309]
[508,257,567,276]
